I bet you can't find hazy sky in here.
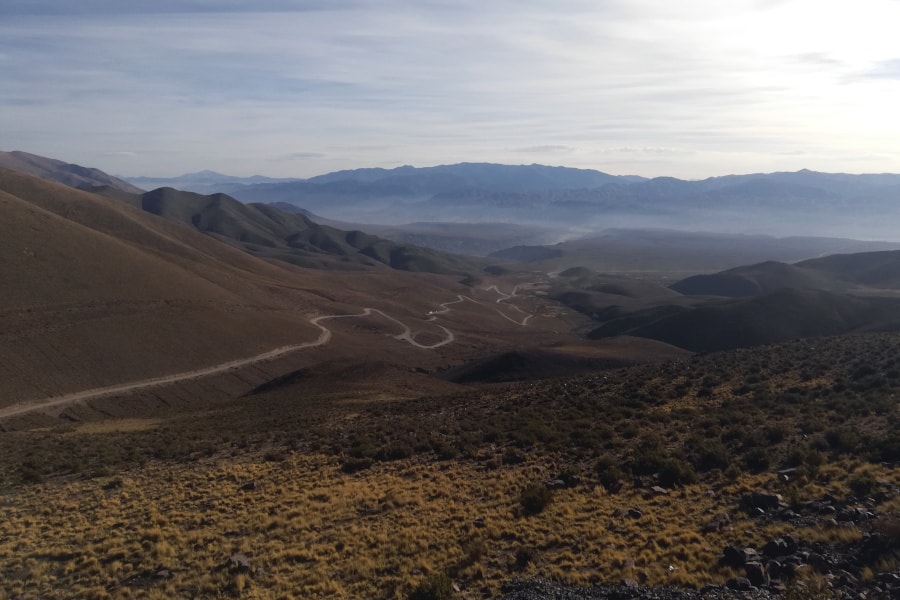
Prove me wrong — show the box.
[2,0,899,178]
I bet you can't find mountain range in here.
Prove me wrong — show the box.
[121,163,900,240]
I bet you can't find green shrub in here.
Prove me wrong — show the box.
[848,472,878,498]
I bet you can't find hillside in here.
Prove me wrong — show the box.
[670,260,845,297]
[489,230,900,278]
[0,167,338,402]
[589,288,900,352]
[131,187,480,274]
[798,249,900,288]
[3,326,899,598]
[0,150,143,194]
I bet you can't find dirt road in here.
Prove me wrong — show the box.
[0,307,452,419]
[0,287,532,420]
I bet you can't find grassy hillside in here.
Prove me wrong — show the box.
[1,332,898,598]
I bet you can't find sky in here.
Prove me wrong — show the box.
[2,0,900,179]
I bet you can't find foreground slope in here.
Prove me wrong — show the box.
[2,332,898,598]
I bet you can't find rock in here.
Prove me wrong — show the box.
[627,508,643,519]
[744,561,767,586]
[726,576,752,591]
[649,485,668,496]
[807,552,832,572]
[240,481,257,492]
[767,560,784,581]
[763,537,789,558]
[743,491,783,512]
[228,553,251,573]
[473,517,485,528]
[702,513,730,533]
[741,547,761,564]
[545,479,567,490]
[720,545,745,568]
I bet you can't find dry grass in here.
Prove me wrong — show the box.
[5,447,894,599]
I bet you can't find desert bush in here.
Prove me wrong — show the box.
[409,572,453,600]
[340,457,374,474]
[630,446,697,487]
[375,442,413,461]
[514,547,538,570]
[825,427,859,453]
[742,447,771,473]
[519,483,552,516]
[460,537,487,566]
[595,456,625,493]
[685,438,730,472]
[848,472,878,498]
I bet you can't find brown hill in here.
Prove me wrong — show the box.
[118,187,480,274]
[0,150,143,194]
[0,167,332,403]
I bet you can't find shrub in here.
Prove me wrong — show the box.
[631,447,697,487]
[686,439,730,472]
[514,547,538,570]
[409,572,453,600]
[519,483,552,516]
[340,457,374,474]
[595,456,625,493]
[742,447,770,473]
[848,472,878,498]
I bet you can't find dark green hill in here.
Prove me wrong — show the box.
[798,249,900,288]
[136,187,477,274]
[670,260,844,297]
[589,288,900,352]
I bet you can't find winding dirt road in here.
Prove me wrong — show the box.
[486,284,533,326]
[0,308,453,420]
[0,286,532,420]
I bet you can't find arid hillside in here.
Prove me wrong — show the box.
[0,168,588,416]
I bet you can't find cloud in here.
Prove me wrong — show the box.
[1,1,899,178]
[277,152,327,160]
[859,59,900,80]
[511,145,575,154]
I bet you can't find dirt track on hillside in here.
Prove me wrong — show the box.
[0,288,529,419]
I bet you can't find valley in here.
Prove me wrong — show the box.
[0,155,898,600]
